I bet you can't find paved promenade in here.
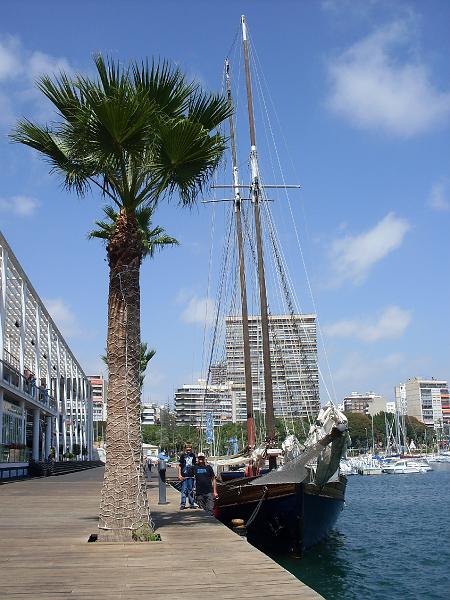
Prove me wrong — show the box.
[0,467,323,599]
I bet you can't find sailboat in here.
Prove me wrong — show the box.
[205,16,350,555]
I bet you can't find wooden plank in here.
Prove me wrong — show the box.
[0,468,324,600]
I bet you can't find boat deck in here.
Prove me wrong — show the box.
[0,466,324,599]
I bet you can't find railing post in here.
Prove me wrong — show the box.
[158,459,168,505]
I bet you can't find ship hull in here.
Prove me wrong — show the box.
[215,475,346,554]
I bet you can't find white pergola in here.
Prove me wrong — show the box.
[0,231,93,462]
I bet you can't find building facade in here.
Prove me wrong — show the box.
[403,377,449,429]
[342,391,387,416]
[141,403,157,426]
[87,374,107,443]
[225,314,320,421]
[394,384,407,415]
[175,379,234,426]
[0,232,93,477]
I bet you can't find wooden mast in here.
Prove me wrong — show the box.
[241,15,277,469]
[225,59,256,450]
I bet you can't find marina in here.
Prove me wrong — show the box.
[277,463,450,600]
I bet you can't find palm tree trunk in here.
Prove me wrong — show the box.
[98,210,151,539]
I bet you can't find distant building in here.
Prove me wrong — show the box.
[209,361,227,386]
[141,403,156,426]
[87,375,107,422]
[343,391,387,416]
[394,384,407,415]
[225,314,320,421]
[87,374,107,444]
[403,377,449,429]
[175,379,233,426]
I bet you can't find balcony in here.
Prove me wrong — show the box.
[1,359,57,414]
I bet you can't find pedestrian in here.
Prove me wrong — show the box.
[178,442,196,509]
[193,452,218,515]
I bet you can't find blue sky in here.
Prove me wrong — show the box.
[0,0,449,407]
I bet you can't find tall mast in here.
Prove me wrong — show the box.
[225,59,255,450]
[241,15,276,465]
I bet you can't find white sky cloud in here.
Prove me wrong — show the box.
[325,305,412,342]
[332,351,404,393]
[326,20,450,136]
[428,178,450,212]
[181,295,215,326]
[44,298,84,339]
[0,35,73,127]
[329,212,410,286]
[0,195,39,217]
[0,36,22,80]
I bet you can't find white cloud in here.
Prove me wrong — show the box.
[326,20,450,136]
[181,295,215,326]
[0,36,74,128]
[0,195,39,217]
[44,298,83,339]
[28,51,72,81]
[329,212,410,286]
[333,351,404,385]
[428,179,450,211]
[0,36,22,81]
[326,305,412,342]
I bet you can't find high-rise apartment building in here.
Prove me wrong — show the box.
[225,314,320,421]
[403,377,449,428]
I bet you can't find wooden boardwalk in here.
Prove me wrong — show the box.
[0,467,324,599]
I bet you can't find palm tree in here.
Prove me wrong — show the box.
[138,342,156,391]
[101,341,156,392]
[11,56,230,540]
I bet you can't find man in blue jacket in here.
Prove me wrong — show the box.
[193,452,218,514]
[178,443,196,509]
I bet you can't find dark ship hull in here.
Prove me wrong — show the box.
[214,473,347,554]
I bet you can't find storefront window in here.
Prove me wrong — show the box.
[2,400,24,445]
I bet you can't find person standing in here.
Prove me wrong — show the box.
[178,443,196,509]
[193,452,218,515]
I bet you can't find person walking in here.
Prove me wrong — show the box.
[178,443,196,509]
[193,452,218,515]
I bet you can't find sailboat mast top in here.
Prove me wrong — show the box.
[241,15,257,149]
[241,15,276,454]
[225,58,256,450]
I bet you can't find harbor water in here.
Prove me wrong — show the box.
[275,463,450,600]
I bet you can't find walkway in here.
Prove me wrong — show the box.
[0,467,323,599]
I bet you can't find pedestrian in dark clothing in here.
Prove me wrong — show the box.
[178,443,196,509]
[194,452,218,514]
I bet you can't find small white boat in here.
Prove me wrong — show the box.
[406,459,432,472]
[382,459,428,474]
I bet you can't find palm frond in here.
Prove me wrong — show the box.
[188,91,232,131]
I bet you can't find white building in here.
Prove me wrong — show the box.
[141,403,157,426]
[225,314,320,421]
[403,377,449,429]
[175,379,234,426]
[88,374,107,422]
[342,391,387,416]
[394,384,407,415]
[87,374,107,444]
[0,232,93,478]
